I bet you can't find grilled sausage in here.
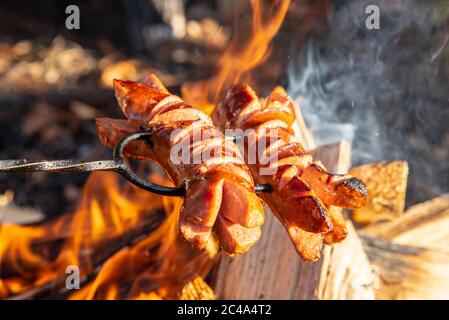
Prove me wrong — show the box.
[212,84,367,260]
[96,75,264,255]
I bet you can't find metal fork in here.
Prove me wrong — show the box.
[0,132,272,196]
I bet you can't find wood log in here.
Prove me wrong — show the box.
[362,193,449,250]
[361,235,449,300]
[214,140,376,299]
[318,221,375,300]
[292,97,316,150]
[350,161,409,225]
[177,277,216,300]
[359,193,449,299]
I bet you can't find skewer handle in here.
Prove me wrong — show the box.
[0,132,272,197]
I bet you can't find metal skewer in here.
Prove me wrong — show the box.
[0,132,272,196]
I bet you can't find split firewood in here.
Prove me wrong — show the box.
[361,235,449,300]
[177,277,216,300]
[214,140,376,299]
[350,161,409,225]
[130,277,214,300]
[362,193,449,250]
[318,222,376,300]
[291,96,316,150]
[360,194,449,299]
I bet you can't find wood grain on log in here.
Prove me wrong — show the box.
[214,140,376,299]
[359,193,449,299]
[362,193,449,250]
[350,161,409,225]
[361,235,449,300]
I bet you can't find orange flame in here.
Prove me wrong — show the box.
[68,196,217,300]
[182,0,291,110]
[0,172,216,299]
[0,0,290,300]
[0,172,164,298]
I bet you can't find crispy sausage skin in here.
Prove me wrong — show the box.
[96,75,264,255]
[212,84,367,261]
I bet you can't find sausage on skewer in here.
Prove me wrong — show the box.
[96,75,265,255]
[212,84,367,260]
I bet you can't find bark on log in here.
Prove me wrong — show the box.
[214,140,376,299]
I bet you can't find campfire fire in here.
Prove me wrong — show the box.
[0,0,290,300]
[182,0,291,109]
[2,0,449,301]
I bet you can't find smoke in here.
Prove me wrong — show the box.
[287,0,449,204]
[288,41,383,164]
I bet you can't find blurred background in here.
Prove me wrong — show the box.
[0,0,448,220]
